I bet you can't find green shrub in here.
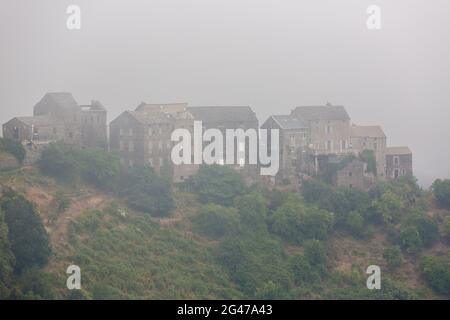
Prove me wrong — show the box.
[192,204,239,239]
[421,256,450,296]
[186,165,246,206]
[0,209,15,298]
[234,192,268,233]
[399,225,422,254]
[0,137,25,163]
[0,190,51,273]
[432,179,450,209]
[383,246,402,270]
[443,216,450,244]
[119,165,174,217]
[271,195,334,244]
[218,234,293,297]
[345,211,365,238]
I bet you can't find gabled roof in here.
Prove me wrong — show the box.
[270,115,307,130]
[351,125,386,138]
[36,92,78,109]
[291,105,350,121]
[187,106,258,123]
[386,146,412,155]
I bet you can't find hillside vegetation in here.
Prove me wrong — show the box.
[1,143,450,299]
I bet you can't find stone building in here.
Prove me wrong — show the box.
[260,115,308,183]
[290,103,351,155]
[109,103,198,183]
[350,125,387,179]
[187,106,259,181]
[3,92,107,148]
[332,158,377,191]
[80,101,108,149]
[385,146,413,179]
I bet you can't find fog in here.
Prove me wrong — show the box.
[1,0,449,186]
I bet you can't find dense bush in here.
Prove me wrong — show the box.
[383,246,402,270]
[218,234,293,297]
[0,209,15,298]
[0,190,51,273]
[39,143,120,189]
[186,165,246,206]
[270,195,334,244]
[443,216,450,244]
[0,137,25,163]
[192,204,240,239]
[399,225,422,254]
[234,192,268,233]
[432,179,450,209]
[39,143,174,217]
[397,210,438,253]
[302,179,370,228]
[38,143,79,181]
[119,165,174,216]
[370,191,404,225]
[421,256,450,296]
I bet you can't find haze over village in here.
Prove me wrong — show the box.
[1,0,450,186]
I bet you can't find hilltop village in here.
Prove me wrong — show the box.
[2,92,412,190]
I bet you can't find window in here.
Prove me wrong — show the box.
[129,129,133,136]
[326,124,332,134]
[167,141,171,149]
[394,156,399,167]
[349,172,353,177]
[120,129,124,136]
[119,140,124,151]
[148,128,152,136]
[149,158,153,166]
[159,157,164,166]
[129,141,134,152]
[129,159,134,166]
[53,127,57,134]
[341,140,346,150]
[158,141,163,149]
[374,142,378,150]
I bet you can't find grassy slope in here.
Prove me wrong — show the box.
[1,167,449,299]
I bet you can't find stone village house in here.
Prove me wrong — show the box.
[2,92,107,164]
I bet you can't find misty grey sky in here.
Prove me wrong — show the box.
[1,0,449,186]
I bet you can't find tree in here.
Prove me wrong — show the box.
[443,216,450,244]
[421,256,450,296]
[0,137,25,163]
[0,190,51,272]
[399,225,422,254]
[0,209,15,298]
[234,192,268,233]
[432,179,450,209]
[370,191,404,224]
[38,143,79,182]
[119,165,174,217]
[192,204,240,239]
[186,165,246,206]
[271,195,334,244]
[218,234,293,297]
[345,211,365,238]
[383,246,402,270]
